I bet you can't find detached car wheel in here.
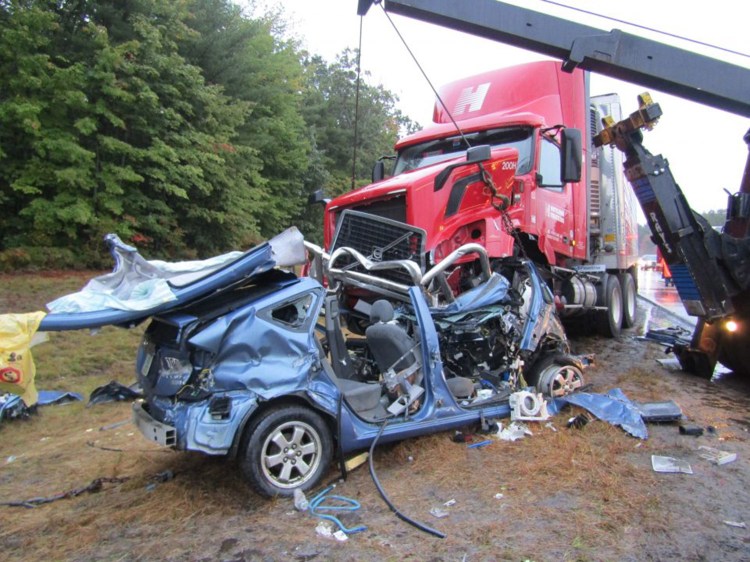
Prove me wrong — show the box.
[241,405,332,497]
[528,355,585,398]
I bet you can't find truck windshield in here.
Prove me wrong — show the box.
[393,127,533,176]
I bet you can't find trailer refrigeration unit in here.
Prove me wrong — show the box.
[347,0,750,378]
[324,59,640,337]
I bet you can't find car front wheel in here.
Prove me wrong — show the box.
[240,405,333,497]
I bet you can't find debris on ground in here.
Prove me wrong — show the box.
[553,388,648,439]
[679,423,704,436]
[88,380,142,406]
[496,421,532,441]
[0,476,130,508]
[698,446,737,465]
[509,390,550,421]
[651,455,693,474]
[723,521,747,529]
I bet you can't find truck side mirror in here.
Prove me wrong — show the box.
[308,189,329,205]
[466,144,491,164]
[372,161,385,183]
[434,144,492,192]
[561,128,582,183]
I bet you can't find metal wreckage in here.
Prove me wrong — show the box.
[30,223,585,498]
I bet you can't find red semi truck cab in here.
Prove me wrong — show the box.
[324,61,639,336]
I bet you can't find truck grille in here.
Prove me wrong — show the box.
[331,210,427,284]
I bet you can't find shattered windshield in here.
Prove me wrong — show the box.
[393,127,533,176]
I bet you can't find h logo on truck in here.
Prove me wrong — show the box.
[453,83,490,115]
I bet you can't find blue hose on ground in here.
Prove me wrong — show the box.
[308,485,367,534]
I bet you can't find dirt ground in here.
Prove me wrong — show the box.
[2,292,750,561]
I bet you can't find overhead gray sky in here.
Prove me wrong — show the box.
[271,0,749,214]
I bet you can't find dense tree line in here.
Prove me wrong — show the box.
[0,0,415,268]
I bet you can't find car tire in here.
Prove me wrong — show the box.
[595,274,623,338]
[527,354,585,398]
[240,405,332,498]
[618,271,637,329]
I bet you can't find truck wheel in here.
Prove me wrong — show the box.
[527,354,585,398]
[240,405,332,498]
[618,272,637,329]
[595,274,623,338]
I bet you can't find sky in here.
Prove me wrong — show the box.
[267,0,748,214]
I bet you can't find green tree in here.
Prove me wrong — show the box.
[180,0,310,239]
[0,0,257,262]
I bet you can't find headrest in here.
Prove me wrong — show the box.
[370,300,394,323]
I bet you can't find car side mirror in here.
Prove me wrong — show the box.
[434,144,491,192]
[561,128,582,183]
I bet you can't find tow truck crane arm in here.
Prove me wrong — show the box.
[357,0,750,376]
[357,0,750,117]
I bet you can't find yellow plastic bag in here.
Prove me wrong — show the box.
[0,311,47,406]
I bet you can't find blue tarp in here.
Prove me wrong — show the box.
[550,387,649,439]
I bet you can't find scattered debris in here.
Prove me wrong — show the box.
[0,476,130,508]
[100,419,130,431]
[651,455,693,474]
[635,400,683,423]
[553,388,648,439]
[496,421,533,441]
[698,446,737,465]
[294,488,309,512]
[315,521,333,538]
[723,520,747,529]
[467,439,492,449]
[333,530,349,542]
[494,493,504,499]
[430,507,449,518]
[443,499,456,507]
[567,413,593,429]
[509,391,550,421]
[545,422,557,432]
[88,380,142,406]
[679,424,704,436]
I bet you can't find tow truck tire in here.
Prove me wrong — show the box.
[618,271,637,329]
[240,405,332,498]
[595,274,623,338]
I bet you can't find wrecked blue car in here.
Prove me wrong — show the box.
[36,224,581,496]
[105,224,583,497]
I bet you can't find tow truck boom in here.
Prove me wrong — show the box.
[357,0,750,376]
[357,0,750,117]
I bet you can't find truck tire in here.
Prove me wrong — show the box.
[595,274,623,338]
[618,271,637,329]
[240,405,332,498]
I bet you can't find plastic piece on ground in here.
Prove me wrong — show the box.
[679,424,704,436]
[698,446,737,465]
[496,421,532,441]
[723,521,747,529]
[551,388,648,439]
[37,390,84,406]
[467,439,492,449]
[294,488,309,511]
[651,455,693,474]
[0,311,47,406]
[88,381,142,406]
[509,391,550,421]
[635,400,683,422]
[430,507,449,518]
